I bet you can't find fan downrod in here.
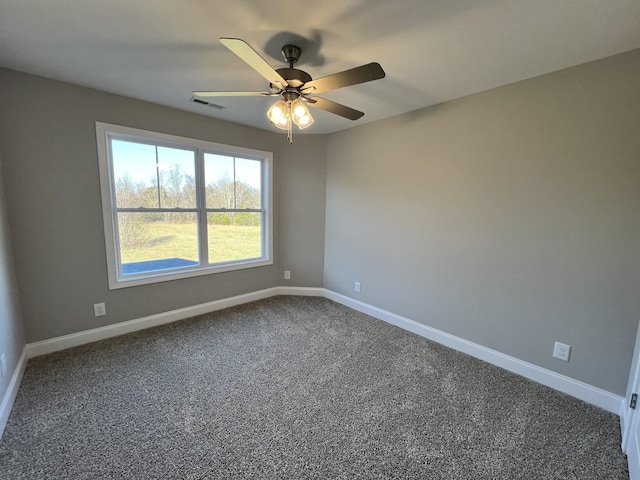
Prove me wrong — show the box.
[275,44,311,88]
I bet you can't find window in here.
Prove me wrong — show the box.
[96,122,272,289]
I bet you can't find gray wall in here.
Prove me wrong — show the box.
[1,48,639,397]
[324,49,640,395]
[0,68,326,343]
[0,157,25,403]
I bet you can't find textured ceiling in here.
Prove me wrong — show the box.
[1,0,640,134]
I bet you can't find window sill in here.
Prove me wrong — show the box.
[108,258,273,289]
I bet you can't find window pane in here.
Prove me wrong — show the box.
[157,146,196,208]
[208,212,261,263]
[111,140,196,209]
[112,140,158,208]
[235,158,261,209]
[118,212,199,274]
[204,154,262,210]
[205,153,235,209]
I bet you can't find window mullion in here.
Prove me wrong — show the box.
[117,207,197,213]
[196,148,209,265]
[233,157,237,210]
[155,146,162,208]
[207,208,262,213]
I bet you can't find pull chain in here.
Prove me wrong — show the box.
[287,103,293,143]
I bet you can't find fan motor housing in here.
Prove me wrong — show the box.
[276,68,312,88]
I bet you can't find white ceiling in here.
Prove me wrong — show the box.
[1,0,640,135]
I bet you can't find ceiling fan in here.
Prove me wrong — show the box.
[192,38,386,143]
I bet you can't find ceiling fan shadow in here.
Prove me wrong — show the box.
[264,31,326,67]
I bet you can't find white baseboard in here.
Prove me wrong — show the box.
[11,286,623,430]
[629,435,640,480]
[277,286,325,296]
[27,287,276,358]
[324,290,624,415]
[0,346,28,438]
[631,458,640,480]
[26,286,325,358]
[622,404,631,453]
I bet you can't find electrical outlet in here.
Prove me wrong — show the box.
[354,282,361,292]
[553,341,571,361]
[93,302,106,317]
[1,354,6,377]
[284,270,291,280]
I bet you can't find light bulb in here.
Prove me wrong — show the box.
[267,100,290,130]
[290,99,314,129]
[293,104,306,118]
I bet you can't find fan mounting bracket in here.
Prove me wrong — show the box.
[281,45,302,67]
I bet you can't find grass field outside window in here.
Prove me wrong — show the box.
[120,221,261,265]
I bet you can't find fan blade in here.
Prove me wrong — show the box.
[220,38,288,90]
[192,91,274,97]
[307,96,364,120]
[302,63,385,94]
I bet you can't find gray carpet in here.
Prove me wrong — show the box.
[0,296,629,479]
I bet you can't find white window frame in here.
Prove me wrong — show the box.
[96,122,273,289]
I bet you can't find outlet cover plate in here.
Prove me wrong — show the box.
[93,303,106,317]
[553,341,571,361]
